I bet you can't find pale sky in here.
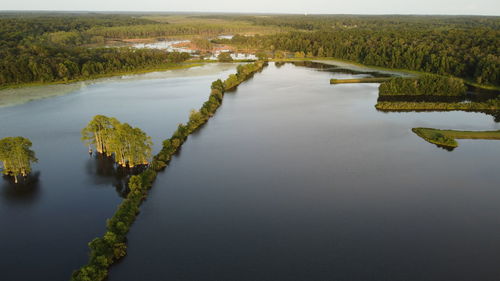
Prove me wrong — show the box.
[1,0,499,16]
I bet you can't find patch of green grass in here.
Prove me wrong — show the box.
[412,127,500,148]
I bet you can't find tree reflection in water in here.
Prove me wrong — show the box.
[85,153,146,198]
[1,171,41,204]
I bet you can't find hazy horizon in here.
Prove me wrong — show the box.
[1,0,499,16]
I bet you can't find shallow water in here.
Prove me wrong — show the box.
[133,40,194,53]
[0,63,237,281]
[109,62,500,281]
[0,63,236,108]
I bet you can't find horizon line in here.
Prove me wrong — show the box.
[0,10,499,17]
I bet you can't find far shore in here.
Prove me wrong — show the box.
[0,62,240,108]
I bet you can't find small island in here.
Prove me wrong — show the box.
[0,137,38,183]
[412,127,500,149]
[82,115,153,168]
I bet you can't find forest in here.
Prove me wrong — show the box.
[0,14,191,86]
[212,15,500,87]
[1,13,498,87]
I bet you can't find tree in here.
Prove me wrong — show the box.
[107,123,152,167]
[217,52,233,62]
[255,51,268,61]
[82,115,152,167]
[81,115,120,155]
[0,137,38,183]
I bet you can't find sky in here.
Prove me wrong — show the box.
[1,0,499,16]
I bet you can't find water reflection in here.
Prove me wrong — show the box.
[293,61,392,77]
[85,154,146,198]
[1,171,41,204]
[275,61,286,68]
[374,80,500,122]
[376,107,500,122]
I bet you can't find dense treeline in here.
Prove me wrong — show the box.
[379,75,466,96]
[3,13,498,87]
[0,137,37,183]
[85,23,266,38]
[214,15,500,86]
[81,115,153,168]
[200,14,500,31]
[0,14,191,86]
[71,61,267,281]
[0,47,190,86]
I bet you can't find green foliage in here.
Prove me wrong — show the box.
[81,115,152,167]
[224,61,266,90]
[0,14,192,86]
[379,75,467,96]
[0,136,38,183]
[217,52,233,62]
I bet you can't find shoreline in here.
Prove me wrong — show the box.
[0,62,242,108]
[0,62,205,91]
[273,57,500,91]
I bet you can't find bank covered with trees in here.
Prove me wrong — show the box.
[212,15,500,88]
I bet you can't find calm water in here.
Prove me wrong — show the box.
[108,62,500,281]
[0,64,237,281]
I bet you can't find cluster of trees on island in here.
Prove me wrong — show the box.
[0,115,154,184]
[0,137,37,183]
[81,115,153,168]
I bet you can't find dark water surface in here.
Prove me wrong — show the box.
[0,64,237,281]
[109,62,500,281]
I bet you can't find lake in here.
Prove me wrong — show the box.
[108,62,500,281]
[1,61,499,281]
[0,63,237,281]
